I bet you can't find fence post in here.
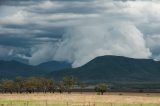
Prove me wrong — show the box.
[110,103,112,106]
[46,100,48,106]
[10,101,12,106]
[67,101,69,106]
[26,101,29,106]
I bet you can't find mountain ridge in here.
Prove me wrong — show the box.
[0,60,71,79]
[1,55,160,89]
[47,55,160,84]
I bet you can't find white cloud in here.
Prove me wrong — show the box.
[0,10,28,24]
[0,46,29,61]
[146,35,160,48]
[54,21,151,67]
[0,46,12,57]
[34,1,63,10]
[29,43,58,65]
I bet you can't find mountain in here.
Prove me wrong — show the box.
[0,60,71,79]
[48,55,160,88]
[0,60,42,79]
[1,55,160,89]
[36,61,71,72]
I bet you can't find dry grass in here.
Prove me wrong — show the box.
[0,92,160,106]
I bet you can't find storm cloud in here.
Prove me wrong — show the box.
[0,0,160,67]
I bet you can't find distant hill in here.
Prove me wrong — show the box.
[1,55,160,89]
[48,55,160,88]
[0,60,41,79]
[36,61,71,72]
[0,60,71,79]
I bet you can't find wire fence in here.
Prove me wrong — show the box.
[0,100,159,106]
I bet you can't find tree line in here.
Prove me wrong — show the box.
[0,76,108,95]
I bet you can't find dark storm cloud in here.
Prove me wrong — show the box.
[0,0,94,6]
[1,23,37,29]
[0,0,160,66]
[28,5,100,15]
[2,23,64,38]
[0,0,40,6]
[0,35,32,48]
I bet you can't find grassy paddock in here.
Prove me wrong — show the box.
[0,92,160,106]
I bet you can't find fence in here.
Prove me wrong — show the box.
[0,100,159,106]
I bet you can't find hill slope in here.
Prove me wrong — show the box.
[0,60,71,79]
[48,56,160,85]
[0,60,42,79]
[36,61,71,72]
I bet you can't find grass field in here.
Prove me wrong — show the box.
[0,92,160,106]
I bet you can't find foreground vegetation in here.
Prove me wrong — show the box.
[0,76,108,95]
[1,76,160,106]
[0,93,160,106]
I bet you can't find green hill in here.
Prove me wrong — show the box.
[48,55,160,88]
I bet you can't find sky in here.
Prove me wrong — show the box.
[0,0,160,67]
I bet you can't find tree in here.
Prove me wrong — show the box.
[63,76,76,93]
[79,81,87,94]
[46,79,55,93]
[24,77,41,93]
[57,81,65,93]
[95,83,108,95]
[1,80,15,94]
[0,81,3,93]
[14,76,25,93]
[40,77,55,93]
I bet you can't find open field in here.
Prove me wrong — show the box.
[0,93,160,106]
